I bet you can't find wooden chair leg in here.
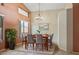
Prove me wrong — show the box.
[25,43,27,49]
[50,43,51,48]
[36,44,37,51]
[42,44,43,51]
[22,42,23,47]
[26,43,28,50]
[33,43,34,50]
[50,43,52,48]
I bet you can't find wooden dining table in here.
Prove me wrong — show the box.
[24,34,49,50]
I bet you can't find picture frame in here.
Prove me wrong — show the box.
[38,23,49,31]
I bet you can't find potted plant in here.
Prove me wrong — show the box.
[5,28,17,50]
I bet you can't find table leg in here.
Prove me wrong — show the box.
[25,40,27,49]
[46,37,48,51]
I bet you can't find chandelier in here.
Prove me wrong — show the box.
[35,3,43,20]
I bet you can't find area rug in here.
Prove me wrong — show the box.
[1,46,55,55]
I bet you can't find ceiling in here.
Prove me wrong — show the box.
[24,3,66,12]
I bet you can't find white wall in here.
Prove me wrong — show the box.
[58,10,67,51]
[58,9,73,51]
[67,9,73,52]
[57,3,73,51]
[31,7,73,51]
[31,10,59,44]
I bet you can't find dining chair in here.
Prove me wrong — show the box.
[35,34,45,51]
[27,34,35,50]
[21,33,26,47]
[48,34,54,48]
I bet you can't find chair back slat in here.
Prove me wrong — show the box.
[36,34,43,43]
[27,34,34,43]
[50,34,54,42]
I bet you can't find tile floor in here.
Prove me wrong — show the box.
[0,45,73,55]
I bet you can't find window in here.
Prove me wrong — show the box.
[24,21,28,33]
[19,20,28,40]
[20,20,24,33]
[0,16,3,42]
[18,8,28,17]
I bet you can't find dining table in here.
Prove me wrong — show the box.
[24,34,49,50]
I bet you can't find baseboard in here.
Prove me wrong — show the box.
[0,43,22,52]
[0,49,6,52]
[16,43,22,46]
[59,48,76,55]
[71,52,79,55]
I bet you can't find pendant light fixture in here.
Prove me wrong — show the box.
[35,3,43,20]
[38,3,40,17]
